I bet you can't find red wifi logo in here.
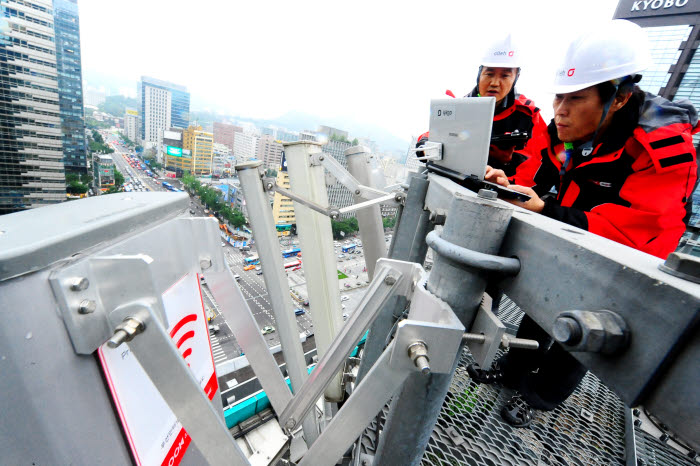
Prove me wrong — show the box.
[170,314,198,361]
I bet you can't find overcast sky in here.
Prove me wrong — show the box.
[79,0,620,144]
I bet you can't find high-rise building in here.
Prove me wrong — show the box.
[272,152,295,228]
[613,1,700,226]
[276,129,299,142]
[0,0,65,214]
[53,0,87,174]
[124,109,139,143]
[213,122,241,152]
[257,135,284,170]
[92,154,115,192]
[212,143,231,177]
[137,76,190,151]
[233,132,258,162]
[182,126,213,176]
[322,138,354,215]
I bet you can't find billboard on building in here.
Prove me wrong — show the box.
[614,0,700,19]
[126,109,138,116]
[167,146,183,157]
[163,130,182,141]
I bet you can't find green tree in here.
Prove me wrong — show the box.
[330,216,359,239]
[66,180,88,194]
[352,138,359,146]
[264,168,278,178]
[383,215,397,229]
[114,169,124,187]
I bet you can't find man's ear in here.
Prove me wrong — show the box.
[611,91,632,112]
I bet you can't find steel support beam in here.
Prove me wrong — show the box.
[283,141,344,401]
[236,161,318,443]
[374,192,514,466]
[356,172,431,385]
[345,146,388,280]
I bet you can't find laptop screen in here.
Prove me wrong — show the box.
[428,97,495,181]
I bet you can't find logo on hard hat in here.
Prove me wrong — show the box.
[567,68,575,77]
[508,51,514,57]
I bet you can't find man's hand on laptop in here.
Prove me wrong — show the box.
[484,166,509,186]
[502,185,545,213]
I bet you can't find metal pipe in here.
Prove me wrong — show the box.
[283,141,345,402]
[236,160,318,444]
[374,192,514,466]
[426,230,520,275]
[355,173,430,385]
[279,265,400,431]
[345,146,387,281]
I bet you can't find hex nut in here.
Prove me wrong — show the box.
[78,299,96,314]
[70,277,90,291]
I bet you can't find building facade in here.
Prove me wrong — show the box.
[92,154,114,191]
[213,122,241,152]
[257,135,284,170]
[322,138,354,215]
[212,143,231,177]
[613,0,700,227]
[0,0,65,213]
[53,0,87,174]
[124,109,138,142]
[272,152,295,228]
[137,76,190,151]
[183,126,213,175]
[233,132,258,162]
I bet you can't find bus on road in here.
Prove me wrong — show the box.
[244,255,260,265]
[282,247,301,258]
[342,244,356,253]
[284,260,301,270]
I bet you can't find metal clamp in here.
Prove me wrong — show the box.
[426,230,520,275]
[409,141,443,162]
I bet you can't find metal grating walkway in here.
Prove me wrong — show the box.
[357,296,697,466]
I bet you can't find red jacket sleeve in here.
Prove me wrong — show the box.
[510,111,550,188]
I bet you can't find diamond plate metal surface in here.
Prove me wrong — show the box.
[357,296,696,466]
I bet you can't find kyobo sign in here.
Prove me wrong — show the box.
[615,0,700,18]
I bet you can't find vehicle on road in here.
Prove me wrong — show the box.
[208,324,220,334]
[233,274,240,281]
[303,300,309,306]
[284,260,301,270]
[294,309,305,316]
[243,265,255,271]
[341,296,349,302]
[262,326,275,335]
[256,271,263,275]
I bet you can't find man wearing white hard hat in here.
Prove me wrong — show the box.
[475,20,698,427]
[417,34,547,185]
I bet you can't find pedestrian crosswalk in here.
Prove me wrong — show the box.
[209,332,227,364]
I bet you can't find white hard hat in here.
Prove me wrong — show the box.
[552,20,651,94]
[480,34,520,68]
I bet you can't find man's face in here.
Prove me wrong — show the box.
[478,67,517,104]
[553,86,604,143]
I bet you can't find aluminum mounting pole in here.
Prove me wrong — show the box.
[356,172,431,384]
[283,141,344,401]
[344,146,388,281]
[236,160,318,444]
[374,191,514,466]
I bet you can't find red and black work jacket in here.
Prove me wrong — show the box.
[529,89,699,259]
[417,90,548,184]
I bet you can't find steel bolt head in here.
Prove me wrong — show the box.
[355,189,361,195]
[78,299,96,314]
[200,258,212,270]
[384,275,397,286]
[319,156,325,161]
[70,277,90,291]
[285,418,296,430]
[477,189,498,200]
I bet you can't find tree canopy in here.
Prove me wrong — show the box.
[181,173,247,228]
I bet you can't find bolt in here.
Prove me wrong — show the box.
[70,277,90,291]
[78,299,96,314]
[407,342,430,375]
[319,156,325,161]
[634,419,642,428]
[659,433,669,443]
[632,408,640,417]
[395,194,402,202]
[552,316,582,345]
[477,189,498,200]
[200,258,212,270]
[285,418,296,431]
[355,189,361,195]
[384,275,397,286]
[688,451,697,460]
[266,183,273,190]
[107,317,145,348]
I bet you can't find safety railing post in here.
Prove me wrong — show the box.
[283,141,345,402]
[236,161,319,444]
[374,191,514,466]
[344,146,387,281]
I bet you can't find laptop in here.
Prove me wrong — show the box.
[427,97,531,202]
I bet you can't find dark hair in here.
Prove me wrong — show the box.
[595,74,642,103]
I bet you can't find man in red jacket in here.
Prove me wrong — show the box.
[475,20,698,427]
[417,34,548,186]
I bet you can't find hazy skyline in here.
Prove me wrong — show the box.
[79,0,620,148]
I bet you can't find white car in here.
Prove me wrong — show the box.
[341,296,349,302]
